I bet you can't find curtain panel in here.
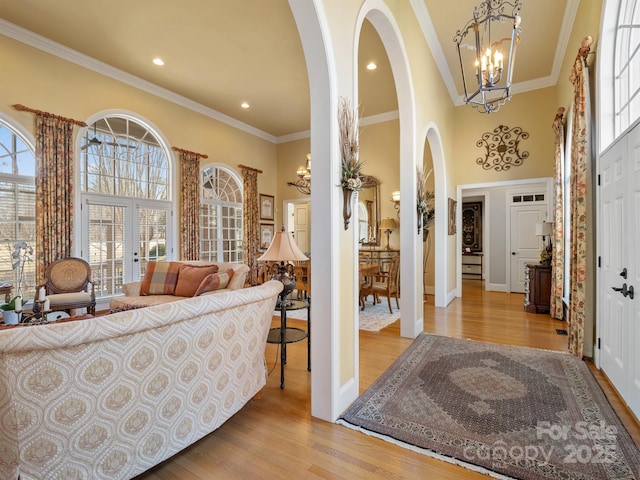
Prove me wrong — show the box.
[34,115,76,285]
[550,107,565,320]
[240,166,260,286]
[178,151,202,260]
[567,37,593,358]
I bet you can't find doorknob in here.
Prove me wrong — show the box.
[612,283,635,299]
[511,252,516,256]
[620,267,628,279]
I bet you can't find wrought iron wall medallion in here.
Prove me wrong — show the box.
[476,125,529,171]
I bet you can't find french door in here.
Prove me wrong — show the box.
[81,196,172,299]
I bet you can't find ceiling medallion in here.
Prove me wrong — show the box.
[476,124,529,171]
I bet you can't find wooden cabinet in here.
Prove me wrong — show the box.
[524,263,551,313]
[359,249,399,274]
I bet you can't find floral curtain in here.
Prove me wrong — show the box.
[175,149,204,260]
[240,165,261,286]
[33,114,79,285]
[567,37,593,358]
[550,107,565,320]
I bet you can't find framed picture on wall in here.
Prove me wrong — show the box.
[260,223,274,250]
[259,194,274,221]
[448,198,457,235]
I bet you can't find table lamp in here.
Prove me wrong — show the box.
[380,217,398,250]
[535,221,553,265]
[258,226,309,304]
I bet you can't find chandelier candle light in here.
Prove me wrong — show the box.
[453,0,522,114]
[288,153,311,195]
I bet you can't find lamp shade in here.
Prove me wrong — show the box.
[535,222,553,236]
[258,227,308,262]
[380,217,398,230]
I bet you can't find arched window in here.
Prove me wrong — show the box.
[200,165,243,262]
[614,0,640,137]
[0,119,36,295]
[601,0,640,148]
[79,114,172,298]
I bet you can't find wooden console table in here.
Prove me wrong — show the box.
[462,252,483,279]
[524,263,551,313]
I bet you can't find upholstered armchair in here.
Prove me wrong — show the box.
[33,257,96,315]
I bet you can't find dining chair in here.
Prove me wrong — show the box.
[372,255,400,313]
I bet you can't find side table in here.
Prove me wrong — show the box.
[267,297,310,389]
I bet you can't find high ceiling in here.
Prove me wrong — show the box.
[0,0,578,140]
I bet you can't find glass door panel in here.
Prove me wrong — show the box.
[86,203,126,297]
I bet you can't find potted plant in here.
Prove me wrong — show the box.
[1,241,33,324]
[1,296,22,324]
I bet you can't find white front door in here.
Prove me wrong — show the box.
[599,123,640,419]
[509,204,546,293]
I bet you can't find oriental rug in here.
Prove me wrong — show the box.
[338,334,640,480]
[285,299,399,332]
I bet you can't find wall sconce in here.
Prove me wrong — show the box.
[391,191,400,217]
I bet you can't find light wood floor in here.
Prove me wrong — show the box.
[137,280,640,479]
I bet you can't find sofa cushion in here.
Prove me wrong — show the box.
[174,264,220,297]
[140,261,181,295]
[195,269,234,296]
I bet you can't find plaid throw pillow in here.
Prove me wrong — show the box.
[195,269,234,296]
[140,262,181,295]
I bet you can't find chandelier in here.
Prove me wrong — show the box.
[453,0,522,114]
[287,153,311,195]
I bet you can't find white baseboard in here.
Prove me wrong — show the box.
[487,283,508,292]
[445,289,457,305]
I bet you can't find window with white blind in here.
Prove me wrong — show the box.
[0,120,36,292]
[200,165,244,263]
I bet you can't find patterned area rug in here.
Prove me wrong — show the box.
[338,334,640,480]
[284,299,399,332]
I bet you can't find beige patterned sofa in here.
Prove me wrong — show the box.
[0,279,282,480]
[109,261,250,312]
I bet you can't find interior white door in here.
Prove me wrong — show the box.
[509,204,546,293]
[599,123,640,419]
[293,202,310,254]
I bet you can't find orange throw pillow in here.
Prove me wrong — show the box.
[140,262,181,295]
[174,264,220,297]
[195,269,234,296]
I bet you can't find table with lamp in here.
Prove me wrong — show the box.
[258,227,310,389]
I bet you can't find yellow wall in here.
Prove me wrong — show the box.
[452,87,558,186]
[0,35,278,220]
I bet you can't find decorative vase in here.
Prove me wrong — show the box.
[343,188,353,230]
[2,310,20,325]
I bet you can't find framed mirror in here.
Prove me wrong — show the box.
[358,175,380,246]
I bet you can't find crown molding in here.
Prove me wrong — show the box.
[0,19,277,143]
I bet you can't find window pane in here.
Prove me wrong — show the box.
[0,122,36,293]
[200,166,243,262]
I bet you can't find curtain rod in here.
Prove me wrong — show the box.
[171,146,208,159]
[12,104,87,127]
[238,164,263,174]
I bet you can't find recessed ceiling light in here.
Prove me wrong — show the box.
[153,58,165,66]
[366,62,377,70]
[241,102,250,109]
